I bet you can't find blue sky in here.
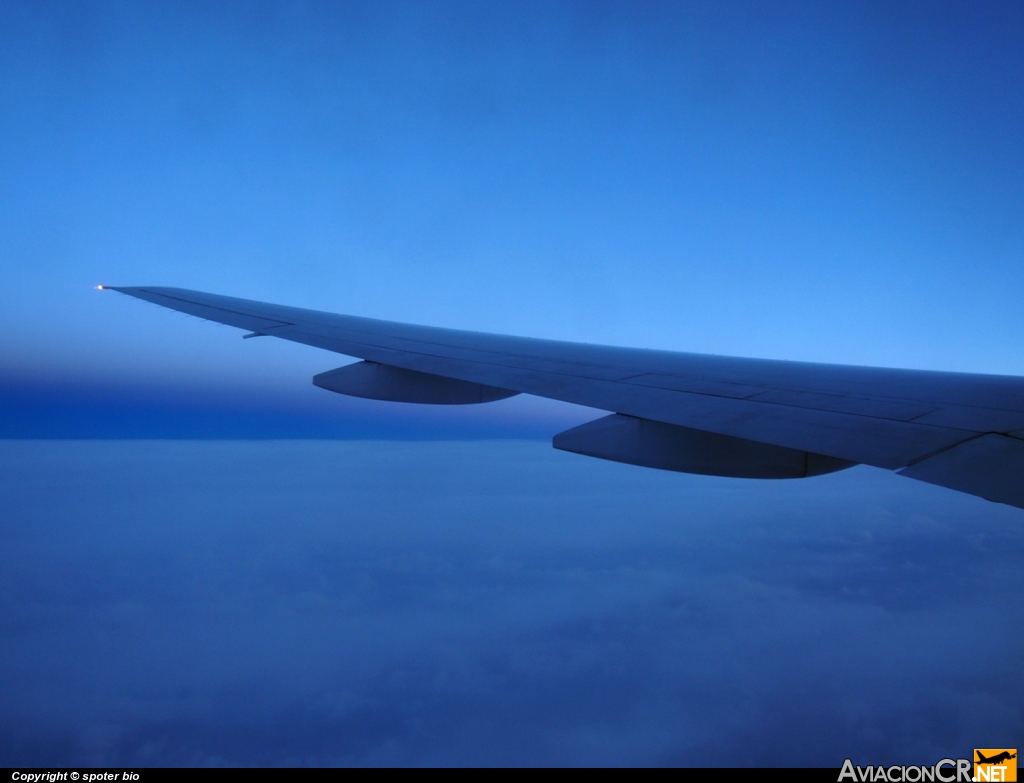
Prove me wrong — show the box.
[2,0,1023,435]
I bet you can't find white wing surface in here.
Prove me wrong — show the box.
[105,286,1024,509]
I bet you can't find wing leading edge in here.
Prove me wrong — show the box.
[104,286,1024,509]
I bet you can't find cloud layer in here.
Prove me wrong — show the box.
[1,440,1021,766]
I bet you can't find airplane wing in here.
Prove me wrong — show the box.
[103,286,1024,509]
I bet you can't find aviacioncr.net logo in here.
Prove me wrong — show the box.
[839,758,973,783]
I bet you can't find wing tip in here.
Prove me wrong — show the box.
[96,285,146,295]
